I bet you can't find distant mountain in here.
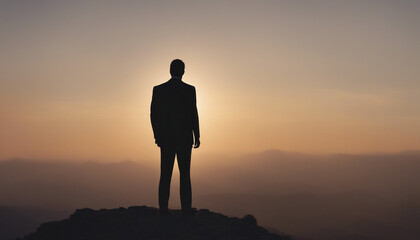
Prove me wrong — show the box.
[0,159,158,210]
[0,205,68,240]
[19,206,291,240]
[216,150,420,196]
[2,150,420,240]
[196,193,420,240]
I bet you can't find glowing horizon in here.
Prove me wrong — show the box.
[1,1,419,161]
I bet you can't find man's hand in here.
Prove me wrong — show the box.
[194,138,200,149]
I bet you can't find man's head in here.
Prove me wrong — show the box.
[170,59,185,77]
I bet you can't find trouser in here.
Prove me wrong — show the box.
[159,146,192,211]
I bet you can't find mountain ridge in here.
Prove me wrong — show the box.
[19,206,291,240]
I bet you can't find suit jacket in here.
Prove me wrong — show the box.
[150,77,200,149]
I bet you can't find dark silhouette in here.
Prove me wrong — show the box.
[150,59,200,214]
[20,207,290,240]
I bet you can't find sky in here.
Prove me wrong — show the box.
[1,0,419,161]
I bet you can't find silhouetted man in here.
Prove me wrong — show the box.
[150,59,200,215]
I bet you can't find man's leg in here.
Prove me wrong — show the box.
[159,147,175,212]
[177,147,192,212]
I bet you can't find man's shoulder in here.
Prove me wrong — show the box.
[180,82,195,91]
[153,81,170,91]
[154,82,167,89]
[153,80,195,92]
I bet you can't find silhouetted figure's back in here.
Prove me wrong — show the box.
[151,78,199,149]
[150,59,200,214]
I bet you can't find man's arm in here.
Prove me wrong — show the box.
[192,87,200,148]
[150,87,161,146]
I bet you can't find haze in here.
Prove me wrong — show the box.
[1,0,419,161]
[1,152,420,240]
[1,2,420,239]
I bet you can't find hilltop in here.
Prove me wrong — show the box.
[19,206,291,240]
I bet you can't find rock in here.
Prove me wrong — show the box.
[242,214,257,225]
[19,206,291,240]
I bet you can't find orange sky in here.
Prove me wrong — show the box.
[1,1,419,161]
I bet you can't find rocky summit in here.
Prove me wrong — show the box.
[20,206,291,240]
